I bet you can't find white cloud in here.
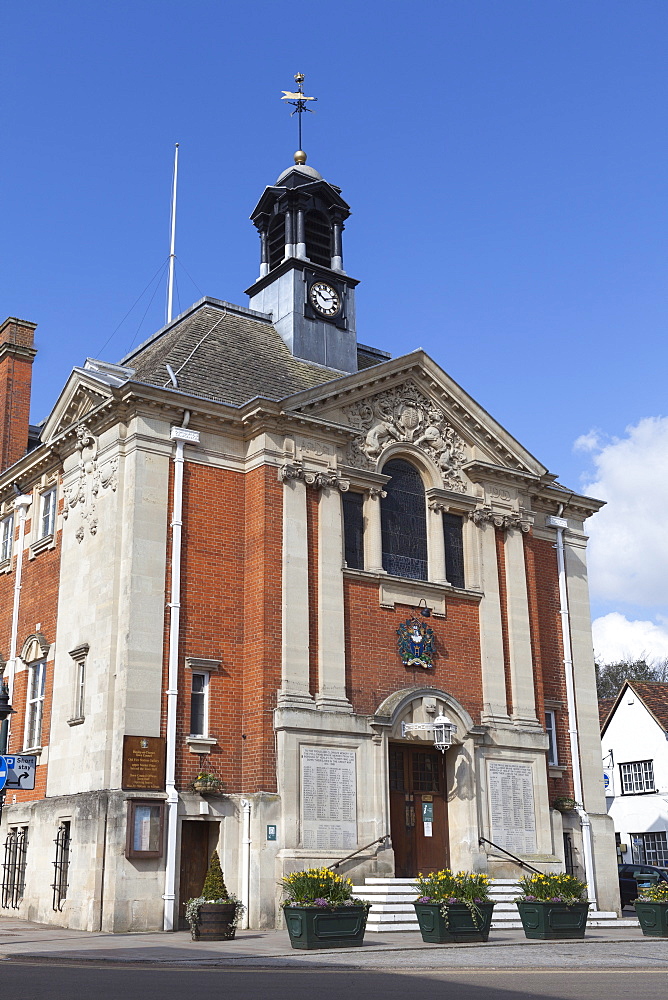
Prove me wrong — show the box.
[579,416,668,609]
[592,612,668,665]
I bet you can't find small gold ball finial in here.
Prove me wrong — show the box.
[294,72,305,84]
[294,150,307,165]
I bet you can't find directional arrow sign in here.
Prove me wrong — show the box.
[0,756,7,792]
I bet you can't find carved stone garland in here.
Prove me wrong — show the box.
[62,424,118,541]
[279,464,350,491]
[468,506,532,532]
[344,382,467,493]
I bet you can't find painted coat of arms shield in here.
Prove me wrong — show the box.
[396,618,436,669]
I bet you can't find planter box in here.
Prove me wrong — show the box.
[192,902,237,940]
[635,901,668,937]
[414,901,495,943]
[517,901,589,940]
[284,905,368,950]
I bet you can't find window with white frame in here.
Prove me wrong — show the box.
[1,514,13,562]
[25,660,46,748]
[545,710,558,765]
[189,672,209,737]
[40,489,56,538]
[620,759,655,794]
[631,831,668,868]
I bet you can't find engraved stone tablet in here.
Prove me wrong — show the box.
[300,746,357,851]
[487,761,536,854]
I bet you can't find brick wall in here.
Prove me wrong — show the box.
[168,462,282,795]
[344,575,484,720]
[0,318,37,473]
[0,497,62,803]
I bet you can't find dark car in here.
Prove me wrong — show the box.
[618,863,668,908]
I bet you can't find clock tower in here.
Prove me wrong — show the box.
[246,150,359,373]
[246,75,359,372]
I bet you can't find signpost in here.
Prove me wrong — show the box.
[4,755,37,791]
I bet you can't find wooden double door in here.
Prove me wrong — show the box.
[389,743,449,877]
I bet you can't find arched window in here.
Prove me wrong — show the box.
[268,214,285,270]
[305,210,331,268]
[381,458,428,580]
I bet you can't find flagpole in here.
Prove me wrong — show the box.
[167,142,179,323]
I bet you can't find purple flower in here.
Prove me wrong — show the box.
[549,896,562,902]
[524,895,537,901]
[447,897,459,904]
[313,898,330,907]
[416,896,431,903]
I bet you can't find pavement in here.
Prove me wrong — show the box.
[0,914,666,969]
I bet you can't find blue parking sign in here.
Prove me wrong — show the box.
[0,756,7,792]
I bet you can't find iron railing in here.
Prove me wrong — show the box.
[478,836,542,875]
[328,835,390,871]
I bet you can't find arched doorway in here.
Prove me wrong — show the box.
[389,742,449,876]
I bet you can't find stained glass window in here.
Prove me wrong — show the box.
[381,459,428,580]
[342,491,364,569]
[443,512,465,588]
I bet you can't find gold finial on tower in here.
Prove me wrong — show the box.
[281,73,317,154]
[294,150,307,165]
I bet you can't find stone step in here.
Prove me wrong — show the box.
[352,878,636,932]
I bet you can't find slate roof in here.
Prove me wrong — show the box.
[121,299,350,407]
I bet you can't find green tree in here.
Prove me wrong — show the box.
[595,656,668,699]
[200,850,229,901]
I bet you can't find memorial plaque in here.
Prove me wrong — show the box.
[300,746,357,851]
[487,760,537,854]
[122,736,166,791]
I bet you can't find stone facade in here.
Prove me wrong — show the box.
[0,158,619,932]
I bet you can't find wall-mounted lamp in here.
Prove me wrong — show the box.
[401,715,457,753]
[416,598,431,618]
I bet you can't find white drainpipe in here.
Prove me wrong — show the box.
[162,417,199,931]
[240,798,251,929]
[548,508,597,906]
[7,494,32,745]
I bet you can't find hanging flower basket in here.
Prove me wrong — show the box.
[552,796,577,813]
[191,772,222,795]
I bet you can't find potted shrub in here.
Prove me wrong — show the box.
[635,880,668,937]
[413,869,494,943]
[186,850,244,940]
[280,866,370,950]
[516,872,589,939]
[191,771,222,795]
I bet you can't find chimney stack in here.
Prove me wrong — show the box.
[0,317,38,473]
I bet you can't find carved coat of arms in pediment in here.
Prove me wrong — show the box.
[343,383,468,493]
[62,424,118,541]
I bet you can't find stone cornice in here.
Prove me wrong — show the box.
[0,343,37,364]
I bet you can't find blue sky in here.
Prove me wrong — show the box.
[3,2,668,660]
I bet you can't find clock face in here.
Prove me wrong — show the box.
[309,281,341,318]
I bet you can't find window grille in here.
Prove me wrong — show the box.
[1,828,28,908]
[620,760,655,794]
[0,514,13,562]
[52,822,71,911]
[26,660,46,749]
[342,491,364,570]
[631,831,668,868]
[381,459,428,581]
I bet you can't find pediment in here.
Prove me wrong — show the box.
[42,370,115,443]
[283,350,547,490]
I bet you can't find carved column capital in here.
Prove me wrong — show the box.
[428,500,449,513]
[364,486,387,500]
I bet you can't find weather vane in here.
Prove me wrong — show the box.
[281,72,317,155]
